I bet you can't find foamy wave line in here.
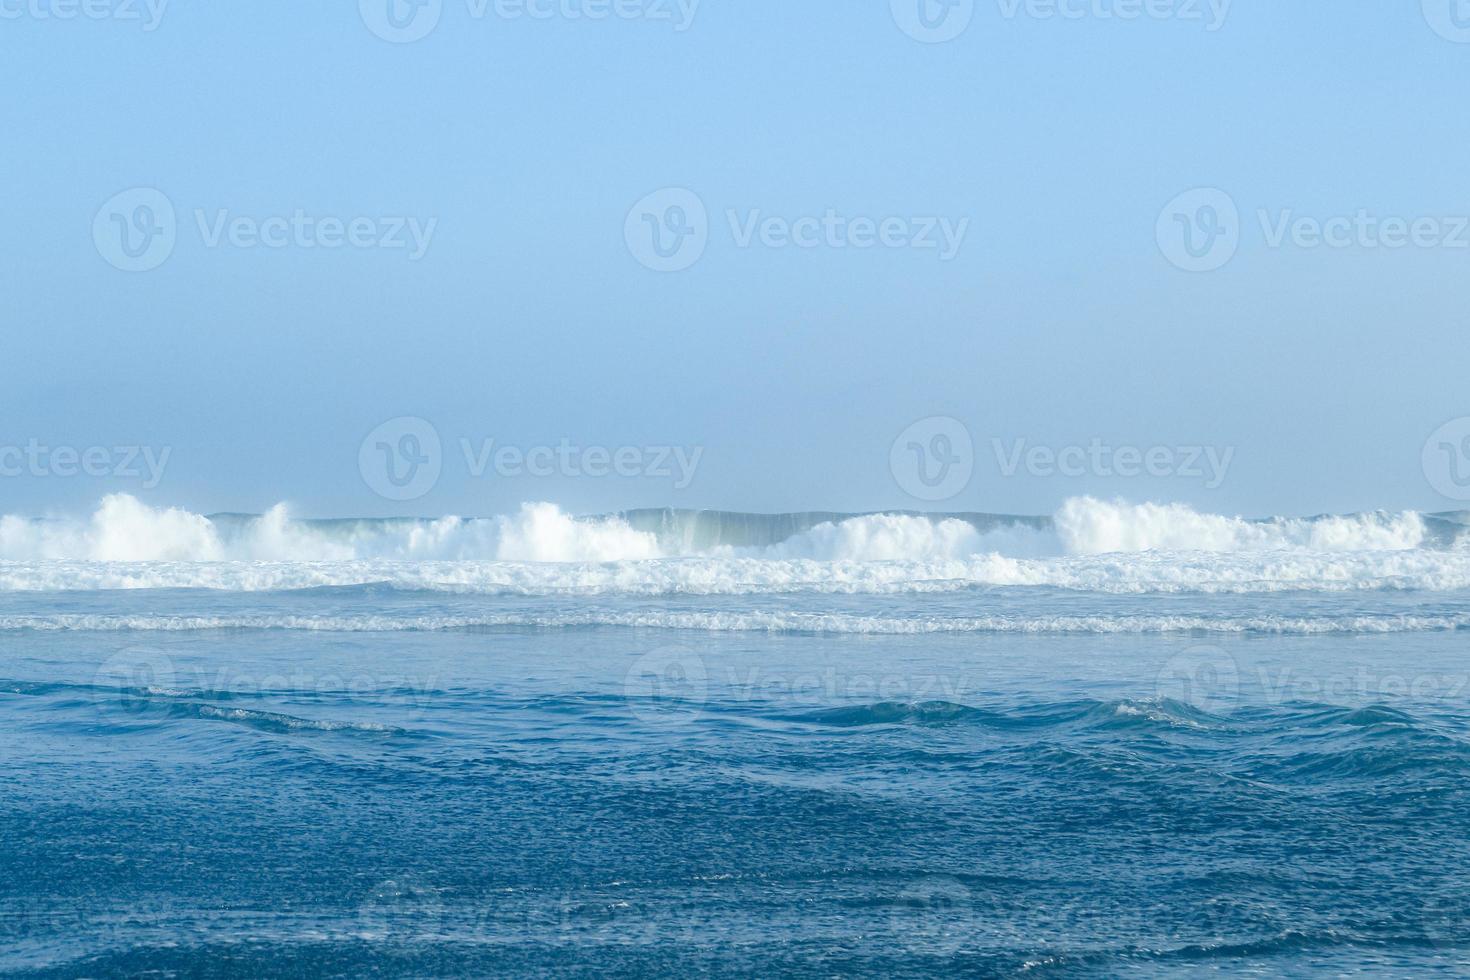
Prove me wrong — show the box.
[5,612,1469,635]
[2,495,1463,565]
[4,548,1470,595]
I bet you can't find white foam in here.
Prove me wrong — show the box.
[3,610,1467,634]
[0,497,657,563]
[0,495,1464,595]
[2,547,1469,595]
[0,495,224,562]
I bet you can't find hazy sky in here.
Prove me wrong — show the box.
[4,1,1469,518]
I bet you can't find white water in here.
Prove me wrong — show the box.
[5,611,1469,635]
[0,495,1464,596]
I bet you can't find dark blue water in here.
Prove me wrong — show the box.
[5,624,1470,976]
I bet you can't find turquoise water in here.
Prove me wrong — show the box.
[4,504,1470,975]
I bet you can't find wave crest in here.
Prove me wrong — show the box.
[0,496,1465,596]
[0,497,658,563]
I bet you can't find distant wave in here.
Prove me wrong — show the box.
[4,611,1469,634]
[0,495,1466,595]
[3,548,1470,595]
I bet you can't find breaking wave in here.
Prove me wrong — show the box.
[0,495,1465,596]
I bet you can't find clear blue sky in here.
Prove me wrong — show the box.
[4,2,1469,518]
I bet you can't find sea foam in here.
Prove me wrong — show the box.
[0,495,1464,596]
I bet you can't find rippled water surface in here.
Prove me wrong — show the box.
[6,618,1470,977]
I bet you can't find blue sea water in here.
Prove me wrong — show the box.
[3,500,1470,976]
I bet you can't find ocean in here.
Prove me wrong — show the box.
[3,495,1470,976]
